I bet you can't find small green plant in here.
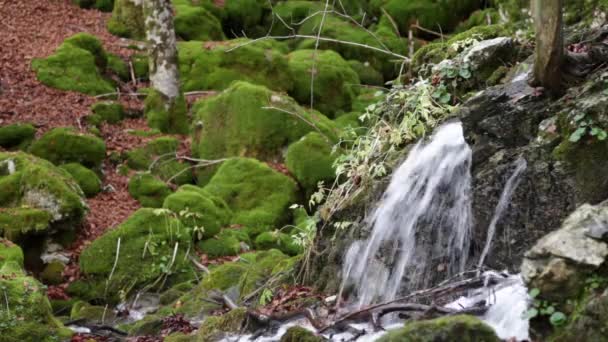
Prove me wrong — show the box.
[524,288,568,327]
[569,113,607,142]
[584,274,608,291]
[259,288,274,306]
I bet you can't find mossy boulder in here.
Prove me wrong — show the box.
[90,101,125,125]
[280,326,326,342]
[196,308,248,341]
[348,60,384,86]
[29,127,106,169]
[59,163,102,197]
[377,315,500,342]
[179,40,293,93]
[287,50,360,117]
[70,301,117,323]
[0,208,53,242]
[0,152,87,232]
[202,158,299,236]
[40,261,65,285]
[221,0,268,37]
[163,185,232,239]
[255,231,302,256]
[0,123,36,149]
[144,89,189,134]
[32,33,114,95]
[198,229,242,258]
[128,172,171,208]
[174,2,226,41]
[78,208,194,302]
[0,261,72,341]
[286,132,338,197]
[192,81,337,171]
[126,137,193,185]
[108,0,145,39]
[0,239,24,268]
[72,0,114,12]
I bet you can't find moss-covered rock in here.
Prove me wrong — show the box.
[72,0,114,12]
[108,53,130,80]
[40,260,65,285]
[196,307,247,341]
[70,301,117,323]
[179,40,293,93]
[287,50,360,117]
[348,60,384,86]
[255,231,302,256]
[79,208,194,301]
[128,172,171,208]
[192,81,337,172]
[198,229,241,258]
[0,123,36,149]
[126,137,193,185]
[29,127,106,169]
[377,315,500,342]
[59,163,102,197]
[144,89,189,134]
[174,2,226,41]
[202,158,299,236]
[0,208,52,241]
[90,101,125,125]
[280,326,326,342]
[286,132,338,197]
[0,152,87,230]
[108,0,145,39]
[0,239,24,268]
[222,0,268,37]
[0,261,72,341]
[163,185,232,239]
[32,33,114,95]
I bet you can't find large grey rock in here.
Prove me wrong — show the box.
[521,201,608,299]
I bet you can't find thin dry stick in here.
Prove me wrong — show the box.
[310,0,332,110]
[411,23,447,39]
[108,237,121,282]
[128,60,137,86]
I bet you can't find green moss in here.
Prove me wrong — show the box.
[159,281,195,305]
[108,0,145,39]
[0,152,87,227]
[411,42,450,71]
[126,137,193,185]
[163,186,232,239]
[280,326,325,342]
[265,1,325,36]
[222,0,267,37]
[447,24,509,44]
[487,65,509,86]
[377,315,500,342]
[192,81,337,169]
[202,158,299,235]
[144,89,189,134]
[0,239,24,268]
[254,231,302,256]
[174,4,226,41]
[455,8,501,32]
[132,54,149,80]
[40,261,65,285]
[0,208,52,241]
[286,132,338,197]
[128,172,171,208]
[70,301,116,323]
[0,262,72,341]
[0,123,36,149]
[71,0,114,12]
[29,127,106,169]
[348,60,384,86]
[59,163,102,197]
[198,230,241,258]
[32,34,114,95]
[287,49,360,117]
[179,40,293,93]
[125,314,164,336]
[196,308,247,341]
[90,101,125,125]
[79,208,193,301]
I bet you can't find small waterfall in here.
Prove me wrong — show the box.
[341,122,473,307]
[477,157,527,271]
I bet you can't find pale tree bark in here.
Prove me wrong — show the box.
[142,0,188,133]
[531,0,564,94]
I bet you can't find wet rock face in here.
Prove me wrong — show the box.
[521,201,608,300]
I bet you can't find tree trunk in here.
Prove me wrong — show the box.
[142,0,188,133]
[531,0,564,95]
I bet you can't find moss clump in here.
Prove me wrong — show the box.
[0,123,36,149]
[196,308,248,341]
[70,301,117,323]
[59,163,102,197]
[0,208,52,241]
[179,40,293,93]
[255,231,302,256]
[108,0,145,39]
[79,208,194,301]
[0,239,24,268]
[348,60,384,86]
[192,81,337,170]
[455,8,501,32]
[91,101,125,125]
[198,230,241,258]
[0,262,73,341]
[126,137,193,185]
[32,33,114,95]
[29,127,106,169]
[40,261,65,285]
[72,0,114,12]
[287,50,360,117]
[222,0,267,37]
[202,158,299,236]
[411,42,450,71]
[144,89,189,134]
[0,152,87,226]
[128,172,171,208]
[286,132,338,197]
[174,3,226,41]
[447,24,509,44]
[108,53,130,80]
[377,315,500,342]
[163,185,232,239]
[280,326,325,342]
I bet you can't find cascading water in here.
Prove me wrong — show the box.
[341,121,473,307]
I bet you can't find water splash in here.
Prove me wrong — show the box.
[477,157,527,271]
[341,122,473,307]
